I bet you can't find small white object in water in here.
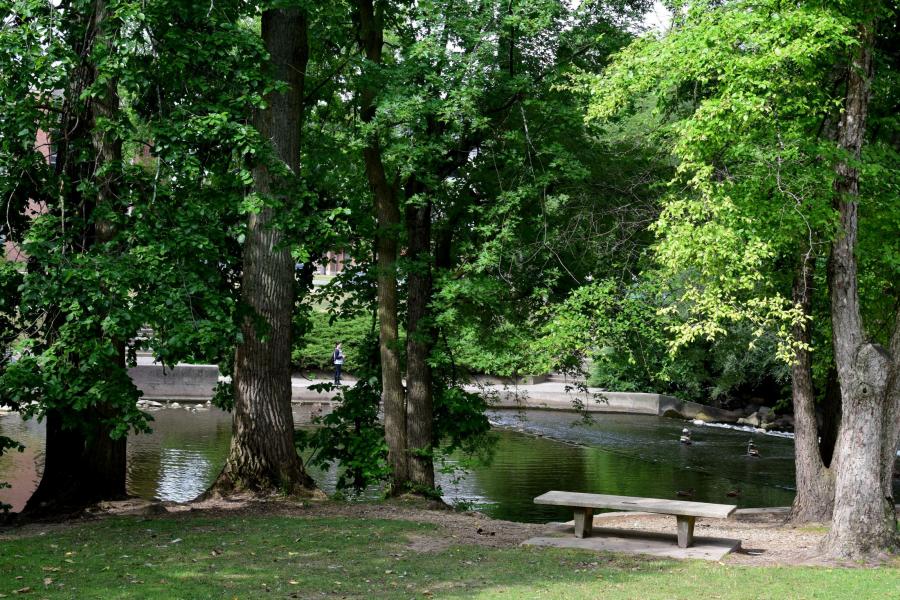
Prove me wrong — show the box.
[692,419,704,426]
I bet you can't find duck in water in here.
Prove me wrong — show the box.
[679,427,692,445]
[676,488,695,498]
[747,439,760,457]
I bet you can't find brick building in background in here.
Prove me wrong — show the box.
[2,128,53,263]
[317,250,349,276]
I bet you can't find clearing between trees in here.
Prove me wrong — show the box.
[1,498,897,599]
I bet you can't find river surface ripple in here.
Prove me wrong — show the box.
[5,406,889,522]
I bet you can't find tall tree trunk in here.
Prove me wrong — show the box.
[85,0,127,501]
[819,364,842,467]
[356,0,408,491]
[24,0,128,516]
[881,311,900,507]
[207,9,317,497]
[823,20,897,559]
[790,254,835,523]
[405,198,435,490]
[24,412,96,515]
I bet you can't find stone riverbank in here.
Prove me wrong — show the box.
[129,358,790,429]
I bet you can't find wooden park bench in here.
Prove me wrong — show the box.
[534,491,736,548]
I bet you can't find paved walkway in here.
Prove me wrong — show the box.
[523,524,741,561]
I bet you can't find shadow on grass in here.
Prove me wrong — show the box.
[1,514,897,599]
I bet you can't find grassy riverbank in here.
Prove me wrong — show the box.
[1,504,897,599]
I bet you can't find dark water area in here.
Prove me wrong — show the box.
[0,405,335,510]
[471,411,798,523]
[3,406,894,523]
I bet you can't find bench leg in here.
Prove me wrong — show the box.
[574,508,593,538]
[676,516,696,548]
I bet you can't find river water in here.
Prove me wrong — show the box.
[3,405,884,523]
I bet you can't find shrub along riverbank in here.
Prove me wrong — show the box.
[1,500,897,599]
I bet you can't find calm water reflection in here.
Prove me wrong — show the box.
[125,408,233,502]
[3,405,873,522]
[466,411,798,522]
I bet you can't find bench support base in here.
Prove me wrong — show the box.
[676,515,695,548]
[574,507,593,538]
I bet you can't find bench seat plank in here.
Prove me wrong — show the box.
[534,491,736,520]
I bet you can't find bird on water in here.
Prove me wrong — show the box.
[747,439,760,457]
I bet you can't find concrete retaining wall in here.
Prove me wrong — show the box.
[492,390,668,415]
[492,389,745,422]
[473,374,549,386]
[131,364,336,404]
[129,364,220,401]
[129,362,739,423]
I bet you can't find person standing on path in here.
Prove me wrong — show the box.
[332,342,344,385]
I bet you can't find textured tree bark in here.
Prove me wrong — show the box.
[24,0,128,515]
[356,0,409,491]
[405,198,435,490]
[789,255,834,523]
[823,21,897,558]
[85,0,127,502]
[25,409,128,514]
[207,9,318,497]
[370,148,408,491]
[24,412,96,515]
[881,311,900,505]
[819,365,841,468]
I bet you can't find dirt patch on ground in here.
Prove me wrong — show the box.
[590,511,829,566]
[0,497,888,567]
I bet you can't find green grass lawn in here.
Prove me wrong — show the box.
[1,513,897,599]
